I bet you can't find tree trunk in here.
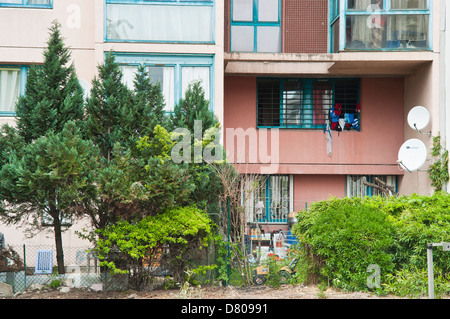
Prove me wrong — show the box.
[52,210,65,274]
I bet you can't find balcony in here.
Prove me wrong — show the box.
[330,0,431,52]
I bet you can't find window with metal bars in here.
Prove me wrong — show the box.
[257,78,360,130]
[243,175,291,224]
[346,175,397,198]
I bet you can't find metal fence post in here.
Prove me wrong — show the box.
[226,198,230,287]
[427,243,434,299]
[23,244,26,290]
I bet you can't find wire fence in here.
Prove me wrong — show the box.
[1,242,220,294]
[0,244,116,293]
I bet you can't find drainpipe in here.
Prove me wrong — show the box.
[441,0,450,192]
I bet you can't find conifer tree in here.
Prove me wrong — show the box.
[169,81,222,211]
[85,51,132,160]
[0,123,99,274]
[123,64,167,154]
[170,81,218,136]
[15,20,84,142]
[0,21,89,274]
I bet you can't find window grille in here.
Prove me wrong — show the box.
[243,175,290,224]
[346,175,397,198]
[257,78,360,129]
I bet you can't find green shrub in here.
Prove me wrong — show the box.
[388,192,450,273]
[293,197,395,291]
[383,267,450,298]
[293,192,450,296]
[95,205,214,289]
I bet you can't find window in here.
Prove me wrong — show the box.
[0,66,27,116]
[346,175,397,197]
[0,0,52,8]
[257,78,360,130]
[231,0,281,52]
[116,54,213,112]
[243,175,292,224]
[105,0,214,43]
[330,0,431,51]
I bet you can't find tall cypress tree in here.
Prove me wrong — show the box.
[85,51,131,160]
[131,64,167,135]
[120,64,167,156]
[15,20,84,142]
[0,21,88,274]
[169,81,222,211]
[170,81,218,136]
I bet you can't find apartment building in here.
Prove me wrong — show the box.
[0,0,224,247]
[0,0,448,246]
[223,0,447,235]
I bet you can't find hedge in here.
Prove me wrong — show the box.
[292,192,450,296]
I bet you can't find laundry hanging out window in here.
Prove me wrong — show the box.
[257,78,360,130]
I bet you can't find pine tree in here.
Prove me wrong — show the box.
[169,81,222,210]
[85,51,132,160]
[123,64,167,154]
[0,21,87,274]
[170,81,218,135]
[0,122,99,274]
[15,20,84,142]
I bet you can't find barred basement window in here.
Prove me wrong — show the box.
[257,78,360,130]
[242,175,292,224]
[346,175,397,198]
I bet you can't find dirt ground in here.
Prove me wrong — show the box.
[7,284,403,299]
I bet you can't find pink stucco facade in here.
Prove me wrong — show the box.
[224,75,405,209]
[224,76,404,171]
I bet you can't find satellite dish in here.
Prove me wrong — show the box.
[397,138,427,172]
[408,106,430,132]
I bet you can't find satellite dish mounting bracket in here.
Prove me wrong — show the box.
[413,123,432,137]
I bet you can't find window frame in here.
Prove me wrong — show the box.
[257,77,361,130]
[113,53,215,113]
[105,0,215,44]
[346,175,398,197]
[243,174,292,224]
[230,0,282,53]
[0,65,27,117]
[329,0,432,52]
[0,0,52,8]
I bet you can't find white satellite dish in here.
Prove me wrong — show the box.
[397,138,427,172]
[407,106,430,133]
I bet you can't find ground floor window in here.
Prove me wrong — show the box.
[243,174,292,224]
[346,175,397,197]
